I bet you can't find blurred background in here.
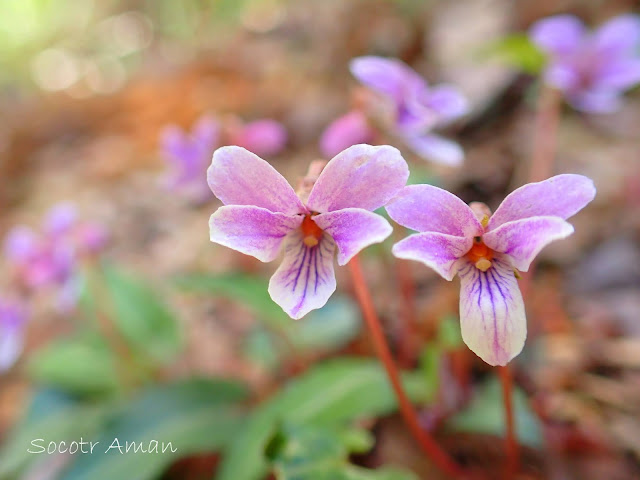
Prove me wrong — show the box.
[0,0,639,479]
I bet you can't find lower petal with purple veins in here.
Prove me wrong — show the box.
[458,256,526,366]
[268,231,337,319]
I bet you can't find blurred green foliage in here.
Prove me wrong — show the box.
[483,33,547,74]
[266,422,417,480]
[218,358,429,480]
[448,376,543,448]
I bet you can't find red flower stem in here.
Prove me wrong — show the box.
[499,365,519,480]
[348,255,466,479]
[394,228,418,368]
[498,84,561,479]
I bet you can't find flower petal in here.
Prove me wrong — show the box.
[268,231,337,319]
[208,146,306,215]
[0,300,27,372]
[413,84,469,124]
[319,111,377,158]
[192,115,220,148]
[0,326,23,371]
[231,120,288,157]
[209,205,302,262]
[529,15,586,56]
[392,232,472,280]
[307,144,409,213]
[404,134,464,166]
[386,184,483,237]
[44,203,77,237]
[594,58,640,90]
[313,208,392,265]
[483,216,574,272]
[543,62,580,91]
[488,174,596,230]
[458,256,526,366]
[567,89,622,113]
[592,14,640,56]
[4,226,38,263]
[349,56,425,103]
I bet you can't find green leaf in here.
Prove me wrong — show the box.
[0,388,107,478]
[217,357,429,480]
[292,296,361,352]
[448,377,543,448]
[61,378,248,480]
[243,296,361,371]
[103,265,182,363]
[174,272,288,329]
[27,334,121,396]
[437,315,463,350]
[267,423,417,480]
[483,33,547,74]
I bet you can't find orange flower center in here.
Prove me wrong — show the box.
[301,215,323,247]
[466,237,494,272]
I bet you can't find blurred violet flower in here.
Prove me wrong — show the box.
[161,115,288,204]
[227,119,288,157]
[530,14,640,113]
[161,115,220,204]
[208,144,408,319]
[319,110,377,158]
[348,56,469,166]
[3,204,107,313]
[0,298,27,371]
[386,175,596,365]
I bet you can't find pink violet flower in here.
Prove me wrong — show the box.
[3,204,107,313]
[227,119,288,157]
[386,174,596,365]
[161,116,289,204]
[161,115,220,204]
[0,297,28,371]
[208,144,409,319]
[530,14,640,113]
[319,110,377,159]
[348,56,469,166]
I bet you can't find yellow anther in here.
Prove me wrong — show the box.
[303,236,319,247]
[475,258,492,272]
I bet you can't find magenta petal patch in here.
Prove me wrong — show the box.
[307,144,409,213]
[483,215,574,272]
[392,232,472,281]
[268,231,337,319]
[404,134,464,166]
[209,205,303,262]
[313,208,392,266]
[458,256,526,366]
[208,146,306,215]
[488,174,596,230]
[386,184,482,237]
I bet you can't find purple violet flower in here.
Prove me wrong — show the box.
[161,115,220,203]
[0,298,27,371]
[349,56,469,166]
[530,14,640,113]
[3,204,107,313]
[386,175,596,365]
[208,144,409,319]
[320,110,377,158]
[161,115,289,203]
